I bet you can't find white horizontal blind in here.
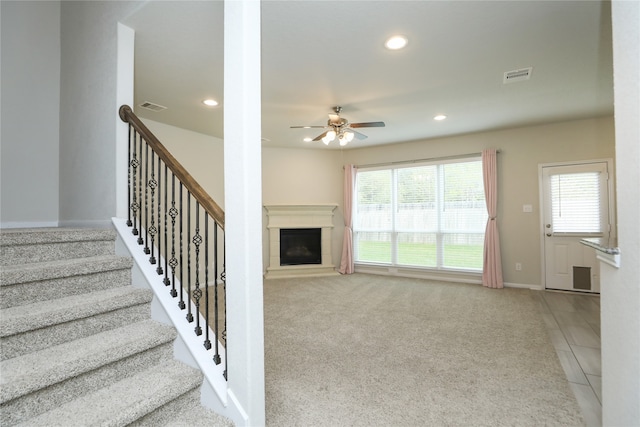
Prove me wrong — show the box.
[550,172,602,233]
[354,158,486,271]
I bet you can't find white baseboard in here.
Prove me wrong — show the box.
[504,281,544,290]
[1,221,59,229]
[58,219,114,229]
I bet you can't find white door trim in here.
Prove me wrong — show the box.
[538,158,616,291]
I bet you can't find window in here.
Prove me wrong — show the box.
[550,172,602,234]
[354,158,487,271]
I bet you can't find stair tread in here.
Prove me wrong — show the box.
[15,358,202,427]
[1,319,177,403]
[0,254,133,285]
[0,285,153,336]
[0,227,116,247]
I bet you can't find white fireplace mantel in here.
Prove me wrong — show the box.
[264,204,339,279]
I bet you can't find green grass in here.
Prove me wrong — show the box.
[357,241,483,269]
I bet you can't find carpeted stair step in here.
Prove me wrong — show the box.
[129,387,234,427]
[14,358,205,427]
[0,286,154,360]
[0,227,117,265]
[0,255,133,309]
[0,319,178,425]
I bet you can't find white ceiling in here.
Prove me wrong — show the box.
[123,1,614,150]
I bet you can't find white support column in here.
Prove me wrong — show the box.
[223,1,265,426]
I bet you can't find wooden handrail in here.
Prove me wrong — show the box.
[119,105,225,229]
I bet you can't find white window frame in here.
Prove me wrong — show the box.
[353,156,486,272]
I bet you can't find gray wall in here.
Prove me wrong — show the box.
[1,1,61,227]
[58,1,140,227]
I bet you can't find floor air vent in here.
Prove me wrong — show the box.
[503,67,533,84]
[139,101,167,112]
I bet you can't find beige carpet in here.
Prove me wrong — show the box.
[263,273,584,426]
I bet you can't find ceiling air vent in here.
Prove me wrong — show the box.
[139,101,167,112]
[503,67,533,84]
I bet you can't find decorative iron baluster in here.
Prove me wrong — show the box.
[186,192,194,323]
[178,183,186,310]
[148,151,157,264]
[156,161,169,278]
[212,224,221,365]
[127,124,133,227]
[192,202,203,336]
[161,162,168,279]
[156,154,163,274]
[168,173,178,297]
[143,142,150,252]
[137,132,144,245]
[204,216,212,350]
[130,129,140,236]
[221,251,227,379]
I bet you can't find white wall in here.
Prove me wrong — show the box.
[262,146,346,269]
[142,119,225,207]
[601,1,640,424]
[1,1,61,227]
[58,1,141,227]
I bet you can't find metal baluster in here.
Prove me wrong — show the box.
[148,151,157,264]
[168,173,178,297]
[127,124,132,227]
[137,133,144,245]
[193,202,203,336]
[156,155,163,274]
[143,142,150,252]
[130,129,140,236]
[212,223,221,365]
[186,192,194,323]
[222,238,227,380]
[178,183,186,310]
[161,163,168,279]
[204,216,212,350]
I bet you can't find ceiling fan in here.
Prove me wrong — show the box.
[290,106,385,146]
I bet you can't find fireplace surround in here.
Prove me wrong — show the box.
[264,204,338,279]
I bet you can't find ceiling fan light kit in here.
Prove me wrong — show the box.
[292,106,385,147]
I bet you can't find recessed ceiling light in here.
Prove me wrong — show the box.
[385,35,408,50]
[434,114,447,121]
[303,137,312,142]
[202,99,218,107]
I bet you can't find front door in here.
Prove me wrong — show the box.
[541,161,612,293]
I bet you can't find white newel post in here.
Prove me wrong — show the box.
[223,1,265,426]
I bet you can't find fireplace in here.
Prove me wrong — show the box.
[280,228,321,266]
[264,204,338,279]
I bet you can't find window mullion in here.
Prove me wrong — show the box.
[391,168,398,265]
[436,164,444,269]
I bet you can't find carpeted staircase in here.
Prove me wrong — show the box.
[0,228,232,426]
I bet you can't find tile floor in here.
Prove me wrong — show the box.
[538,290,602,427]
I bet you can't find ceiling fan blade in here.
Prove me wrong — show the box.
[312,130,330,142]
[349,121,385,128]
[290,125,327,129]
[351,130,368,140]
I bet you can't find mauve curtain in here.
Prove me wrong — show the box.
[339,164,356,274]
[482,149,504,288]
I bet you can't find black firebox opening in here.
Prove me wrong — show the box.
[280,228,321,266]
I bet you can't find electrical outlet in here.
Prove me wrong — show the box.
[515,262,522,271]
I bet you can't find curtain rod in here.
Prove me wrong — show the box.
[352,150,500,169]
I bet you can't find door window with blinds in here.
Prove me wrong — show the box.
[354,157,487,271]
[549,171,605,235]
